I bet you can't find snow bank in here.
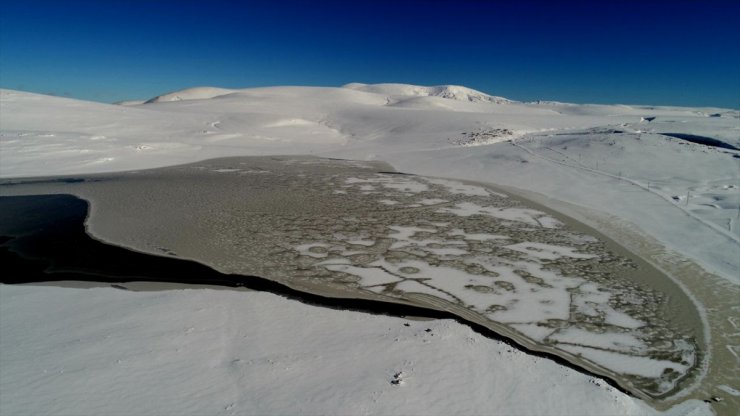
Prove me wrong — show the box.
[0,284,709,416]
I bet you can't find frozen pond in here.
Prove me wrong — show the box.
[0,156,708,402]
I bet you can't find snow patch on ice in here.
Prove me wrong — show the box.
[438,202,562,228]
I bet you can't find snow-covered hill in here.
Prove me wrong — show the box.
[139,83,514,106]
[342,82,514,104]
[144,86,236,103]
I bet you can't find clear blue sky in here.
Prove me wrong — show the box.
[1,0,739,107]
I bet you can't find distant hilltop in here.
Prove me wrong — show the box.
[133,83,513,105]
[143,87,236,103]
[342,83,513,104]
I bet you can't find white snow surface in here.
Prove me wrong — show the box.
[144,86,237,103]
[0,284,710,416]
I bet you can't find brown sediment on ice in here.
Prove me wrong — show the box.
[0,155,727,410]
[459,179,739,414]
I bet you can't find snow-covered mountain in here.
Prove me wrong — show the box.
[138,83,514,105]
[342,82,514,104]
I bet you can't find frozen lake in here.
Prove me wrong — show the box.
[1,156,713,404]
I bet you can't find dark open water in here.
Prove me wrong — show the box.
[0,193,455,318]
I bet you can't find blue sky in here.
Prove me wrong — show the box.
[1,1,739,107]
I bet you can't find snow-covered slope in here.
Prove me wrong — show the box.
[144,86,236,103]
[0,284,709,416]
[114,99,147,106]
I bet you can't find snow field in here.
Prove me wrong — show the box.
[0,284,709,416]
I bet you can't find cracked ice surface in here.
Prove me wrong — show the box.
[282,171,700,397]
